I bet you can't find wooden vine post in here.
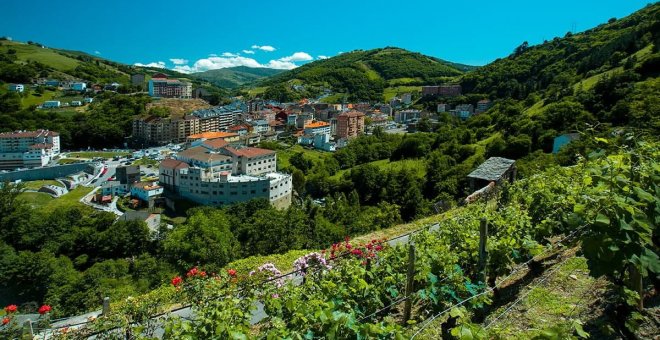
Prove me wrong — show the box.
[102,296,111,316]
[403,244,416,323]
[478,218,489,284]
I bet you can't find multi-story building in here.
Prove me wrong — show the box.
[336,111,365,139]
[394,110,422,123]
[0,130,60,169]
[148,74,192,99]
[303,121,331,136]
[422,84,462,97]
[191,107,236,132]
[159,143,291,208]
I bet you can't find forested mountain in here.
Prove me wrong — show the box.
[192,66,284,88]
[255,47,476,102]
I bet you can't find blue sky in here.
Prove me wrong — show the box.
[0,0,652,73]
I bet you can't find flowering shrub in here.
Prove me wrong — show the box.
[250,262,284,288]
[293,252,332,276]
[38,305,52,315]
[4,305,17,313]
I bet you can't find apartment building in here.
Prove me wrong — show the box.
[336,111,365,139]
[0,130,60,169]
[148,74,192,99]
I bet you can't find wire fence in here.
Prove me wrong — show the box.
[409,222,589,339]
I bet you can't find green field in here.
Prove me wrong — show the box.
[67,151,131,159]
[247,87,267,96]
[17,186,93,211]
[277,145,332,169]
[319,93,346,103]
[0,41,80,71]
[383,85,422,102]
[22,180,63,190]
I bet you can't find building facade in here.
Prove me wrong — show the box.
[148,74,192,99]
[159,144,291,208]
[336,111,365,139]
[0,130,60,169]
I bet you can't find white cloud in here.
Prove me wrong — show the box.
[169,58,188,65]
[94,50,101,55]
[168,50,315,73]
[242,50,255,54]
[279,52,313,62]
[264,60,298,70]
[209,53,218,57]
[134,61,166,68]
[251,44,276,52]
[318,55,329,60]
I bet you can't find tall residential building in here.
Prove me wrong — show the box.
[0,130,60,169]
[159,144,291,209]
[148,74,192,99]
[336,111,365,139]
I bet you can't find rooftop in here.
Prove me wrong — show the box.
[304,121,330,129]
[223,146,275,158]
[177,146,232,164]
[338,111,365,118]
[133,182,162,190]
[160,158,190,170]
[467,157,516,181]
[187,131,238,140]
[202,138,229,150]
[0,129,59,138]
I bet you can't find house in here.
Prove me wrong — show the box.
[8,84,24,92]
[250,120,270,134]
[131,182,163,202]
[229,124,250,136]
[42,101,61,109]
[303,121,331,136]
[186,131,240,145]
[552,133,581,154]
[101,181,128,196]
[70,101,82,107]
[437,103,450,113]
[116,165,141,185]
[118,211,161,233]
[45,80,60,87]
[83,97,94,104]
[467,157,516,191]
[268,120,285,133]
[71,82,87,91]
[401,93,412,104]
[476,99,492,113]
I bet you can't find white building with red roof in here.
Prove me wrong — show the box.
[0,129,60,169]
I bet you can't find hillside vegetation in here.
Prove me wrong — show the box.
[255,47,474,102]
[192,66,284,88]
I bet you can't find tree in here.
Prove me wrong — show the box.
[163,208,237,271]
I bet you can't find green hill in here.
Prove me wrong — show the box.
[255,47,476,102]
[460,3,660,101]
[192,66,284,88]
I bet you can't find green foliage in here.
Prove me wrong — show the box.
[192,66,284,88]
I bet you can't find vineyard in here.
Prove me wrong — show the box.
[2,136,658,338]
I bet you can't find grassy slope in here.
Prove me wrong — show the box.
[22,179,63,190]
[17,186,93,212]
[0,41,80,71]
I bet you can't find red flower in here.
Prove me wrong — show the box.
[227,269,237,277]
[171,276,183,286]
[186,267,198,277]
[2,317,9,325]
[344,236,350,242]
[199,271,207,278]
[38,305,51,315]
[375,245,383,251]
[4,305,17,313]
[346,244,352,250]
[351,248,363,256]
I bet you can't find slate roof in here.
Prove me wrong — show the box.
[467,157,515,181]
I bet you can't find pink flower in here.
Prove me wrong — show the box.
[4,305,17,313]
[271,294,279,299]
[375,245,383,251]
[171,276,183,286]
[38,305,51,315]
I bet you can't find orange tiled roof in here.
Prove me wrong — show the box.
[224,146,275,158]
[304,121,330,129]
[160,158,189,170]
[187,131,239,140]
[202,138,229,150]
